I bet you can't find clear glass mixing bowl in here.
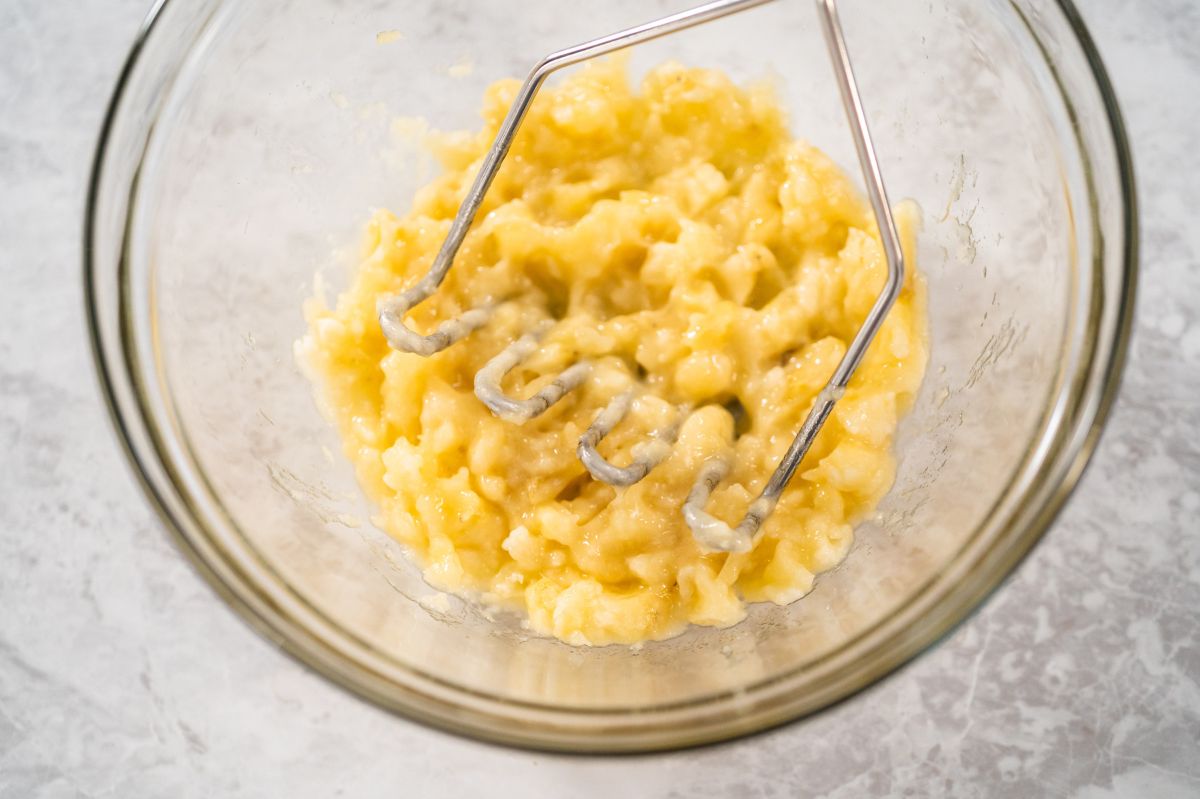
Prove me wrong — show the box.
[86,0,1136,751]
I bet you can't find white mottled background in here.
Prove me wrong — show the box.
[1,0,1197,796]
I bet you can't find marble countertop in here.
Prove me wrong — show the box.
[2,0,1198,796]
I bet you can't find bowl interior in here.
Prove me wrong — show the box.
[105,0,1127,745]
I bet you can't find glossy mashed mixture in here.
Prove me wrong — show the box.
[300,60,927,645]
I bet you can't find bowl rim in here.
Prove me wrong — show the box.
[84,0,1138,752]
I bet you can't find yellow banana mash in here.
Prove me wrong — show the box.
[300,59,927,645]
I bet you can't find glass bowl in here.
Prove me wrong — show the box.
[86,0,1136,751]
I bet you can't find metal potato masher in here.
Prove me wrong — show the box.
[376,0,904,553]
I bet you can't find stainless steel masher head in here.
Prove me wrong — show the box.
[377,0,905,553]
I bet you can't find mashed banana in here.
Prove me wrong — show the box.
[301,59,927,645]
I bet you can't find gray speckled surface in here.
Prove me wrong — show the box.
[2,0,1198,796]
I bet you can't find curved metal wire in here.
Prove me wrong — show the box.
[577,392,684,487]
[473,320,590,423]
[376,0,903,551]
[681,456,737,550]
[682,0,906,552]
